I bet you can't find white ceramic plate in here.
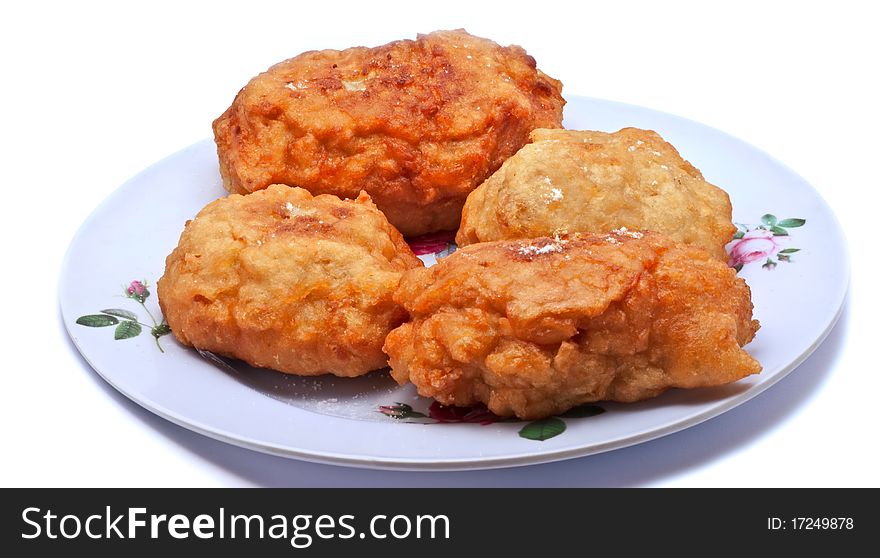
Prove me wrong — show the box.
[60,96,848,470]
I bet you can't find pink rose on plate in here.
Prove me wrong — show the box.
[727,229,784,268]
[406,230,457,256]
[124,279,150,303]
[428,401,500,425]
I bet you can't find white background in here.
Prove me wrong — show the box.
[2,0,877,487]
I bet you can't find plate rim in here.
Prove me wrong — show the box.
[59,94,851,471]
[60,297,847,471]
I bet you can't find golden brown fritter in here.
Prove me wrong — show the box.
[384,231,760,419]
[456,128,736,261]
[213,29,565,236]
[158,185,422,377]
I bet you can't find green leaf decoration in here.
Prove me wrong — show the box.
[733,263,743,273]
[114,320,142,340]
[518,418,566,441]
[560,404,606,418]
[101,308,138,321]
[778,248,800,254]
[777,218,805,228]
[76,314,119,327]
[152,323,172,338]
[769,226,789,236]
[378,403,427,420]
[732,230,745,240]
[761,214,777,226]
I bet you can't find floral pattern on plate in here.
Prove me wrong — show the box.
[727,214,806,271]
[378,401,606,441]
[75,279,171,352]
[406,230,457,266]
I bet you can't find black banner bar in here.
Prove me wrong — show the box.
[2,489,875,555]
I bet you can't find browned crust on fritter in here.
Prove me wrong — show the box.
[456,127,736,261]
[158,185,422,377]
[213,29,565,236]
[384,231,760,419]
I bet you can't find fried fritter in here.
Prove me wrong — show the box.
[158,185,422,377]
[384,231,760,419]
[456,128,736,261]
[213,29,565,236]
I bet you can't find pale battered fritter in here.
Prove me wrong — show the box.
[384,231,761,419]
[158,185,422,377]
[456,128,736,261]
[213,29,565,236]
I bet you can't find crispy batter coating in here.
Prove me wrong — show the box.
[456,128,736,261]
[213,29,565,236]
[384,231,760,419]
[158,185,422,377]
